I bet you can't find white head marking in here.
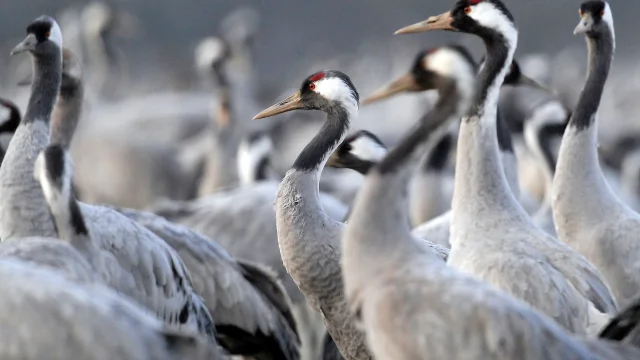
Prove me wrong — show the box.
[467,2,517,49]
[237,134,273,185]
[312,76,359,119]
[425,48,476,105]
[34,148,74,217]
[349,134,387,162]
[602,2,615,43]
[41,16,64,49]
[195,37,227,70]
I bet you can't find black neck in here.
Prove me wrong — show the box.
[292,106,350,172]
[422,132,453,172]
[51,77,84,149]
[496,111,514,153]
[45,195,89,240]
[569,31,614,130]
[538,123,564,174]
[24,53,62,124]
[255,157,270,181]
[379,79,459,174]
[468,34,510,120]
[68,196,90,236]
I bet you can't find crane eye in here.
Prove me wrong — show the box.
[600,10,605,17]
[579,9,583,16]
[310,83,316,91]
[45,31,51,38]
[464,6,472,14]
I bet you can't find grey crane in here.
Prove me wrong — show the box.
[363,52,547,249]
[0,50,101,286]
[36,140,293,359]
[339,2,640,359]
[552,0,640,307]
[113,208,300,360]
[523,100,569,236]
[0,15,216,341]
[252,70,372,360]
[252,68,450,359]
[395,0,617,335]
[0,257,224,360]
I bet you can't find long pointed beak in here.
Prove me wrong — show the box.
[325,151,343,168]
[10,34,37,56]
[395,11,456,35]
[574,14,593,35]
[361,74,421,105]
[253,91,304,120]
[516,75,553,93]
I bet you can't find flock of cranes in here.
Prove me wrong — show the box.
[3,0,640,359]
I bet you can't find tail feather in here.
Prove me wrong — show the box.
[235,259,300,360]
[318,331,345,360]
[599,297,640,346]
[237,259,298,336]
[162,326,228,360]
[216,321,299,360]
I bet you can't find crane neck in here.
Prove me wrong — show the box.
[51,75,84,149]
[468,34,515,123]
[451,30,526,224]
[552,29,620,239]
[496,112,514,154]
[379,80,459,175]
[292,106,351,174]
[420,131,453,173]
[276,105,351,230]
[347,78,464,255]
[49,196,91,247]
[24,52,62,124]
[569,32,614,130]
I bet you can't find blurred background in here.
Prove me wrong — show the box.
[2,0,640,211]
[2,0,638,93]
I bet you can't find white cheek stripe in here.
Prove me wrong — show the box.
[48,19,64,48]
[602,2,615,44]
[313,77,359,119]
[349,136,388,162]
[468,2,517,49]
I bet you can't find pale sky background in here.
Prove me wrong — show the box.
[2,0,636,89]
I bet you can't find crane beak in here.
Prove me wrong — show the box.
[325,151,344,168]
[395,11,456,35]
[574,13,593,35]
[10,34,37,56]
[253,91,304,120]
[361,74,421,105]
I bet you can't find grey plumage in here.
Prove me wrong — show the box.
[341,35,639,360]
[552,0,640,308]
[113,207,301,360]
[0,236,100,284]
[410,0,619,336]
[0,258,223,360]
[253,70,371,360]
[0,16,216,342]
[0,15,63,240]
[150,180,348,304]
